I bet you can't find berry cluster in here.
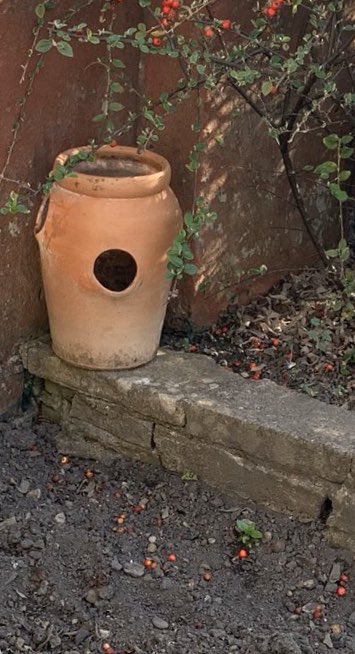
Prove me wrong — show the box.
[264,0,285,18]
[151,0,181,46]
[203,18,232,39]
[160,0,180,26]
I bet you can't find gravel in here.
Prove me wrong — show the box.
[0,413,354,653]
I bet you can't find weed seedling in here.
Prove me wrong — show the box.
[235,519,263,550]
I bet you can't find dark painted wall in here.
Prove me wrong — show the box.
[0,1,142,414]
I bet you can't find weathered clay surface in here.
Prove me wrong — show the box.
[21,338,355,549]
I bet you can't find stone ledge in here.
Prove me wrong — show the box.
[21,338,355,550]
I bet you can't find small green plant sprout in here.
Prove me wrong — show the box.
[0,191,29,216]
[181,470,198,481]
[235,519,263,550]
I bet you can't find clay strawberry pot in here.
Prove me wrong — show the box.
[35,145,182,369]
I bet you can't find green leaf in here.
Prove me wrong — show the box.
[92,113,105,122]
[35,39,53,53]
[113,58,126,68]
[35,3,46,19]
[139,0,151,6]
[56,41,73,57]
[109,102,124,112]
[339,170,351,182]
[325,248,339,258]
[183,263,198,275]
[261,80,273,96]
[168,254,184,268]
[340,146,354,160]
[314,161,337,175]
[323,134,339,150]
[329,183,348,203]
[341,135,353,145]
[111,82,124,93]
[189,51,199,64]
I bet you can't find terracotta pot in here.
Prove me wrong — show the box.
[35,145,182,369]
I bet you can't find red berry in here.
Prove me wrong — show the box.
[102,645,115,654]
[162,5,171,14]
[221,19,231,30]
[203,26,214,38]
[336,586,346,597]
[238,549,249,560]
[168,553,177,562]
[312,606,323,621]
[266,7,277,16]
[323,362,334,373]
[144,558,153,568]
[271,338,280,347]
[171,0,180,8]
[152,37,162,47]
[340,573,349,583]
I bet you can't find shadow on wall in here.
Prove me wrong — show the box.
[149,0,345,327]
[189,87,336,323]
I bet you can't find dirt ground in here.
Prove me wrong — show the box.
[0,412,354,654]
[164,270,355,410]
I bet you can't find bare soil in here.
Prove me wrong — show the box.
[0,412,354,653]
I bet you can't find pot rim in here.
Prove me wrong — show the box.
[53,145,171,198]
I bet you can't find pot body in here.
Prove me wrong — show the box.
[35,146,182,369]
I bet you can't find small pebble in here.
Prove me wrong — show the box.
[98,585,114,600]
[152,616,169,630]
[54,512,66,525]
[84,589,98,605]
[27,489,42,500]
[17,479,30,495]
[111,558,123,572]
[303,579,316,590]
[323,633,334,649]
[270,539,286,553]
[123,562,145,578]
[330,624,342,636]
[329,562,342,584]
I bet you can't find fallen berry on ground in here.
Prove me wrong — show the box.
[336,586,346,597]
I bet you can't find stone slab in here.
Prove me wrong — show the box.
[61,417,158,465]
[21,338,186,427]
[21,337,355,549]
[69,394,154,451]
[154,426,337,518]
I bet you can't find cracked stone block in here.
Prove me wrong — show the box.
[61,418,159,464]
[69,393,154,451]
[154,426,338,518]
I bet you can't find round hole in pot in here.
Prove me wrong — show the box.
[94,249,137,292]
